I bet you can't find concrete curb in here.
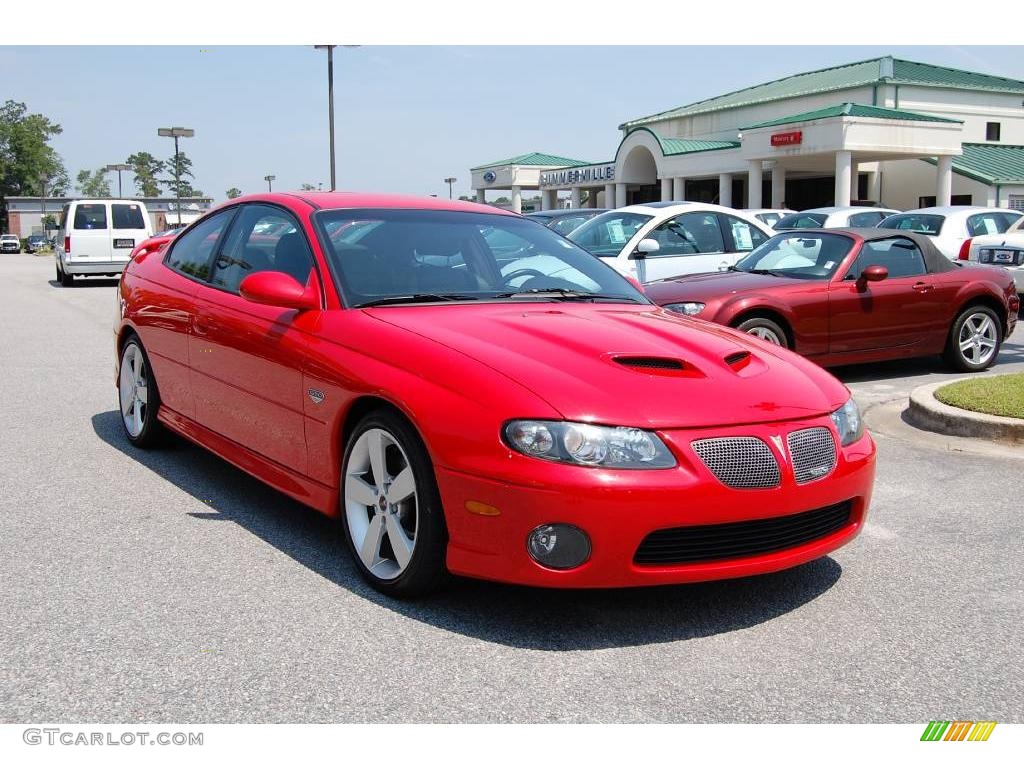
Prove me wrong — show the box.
[906,377,1024,445]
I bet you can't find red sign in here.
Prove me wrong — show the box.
[771,130,803,147]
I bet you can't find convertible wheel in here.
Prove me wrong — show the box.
[341,411,447,598]
[118,337,163,447]
[944,305,1001,372]
[735,317,789,348]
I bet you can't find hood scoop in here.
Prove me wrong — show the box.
[725,350,751,368]
[611,355,703,378]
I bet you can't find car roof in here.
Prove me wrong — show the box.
[891,206,1019,216]
[744,208,794,215]
[801,206,898,215]
[217,191,521,217]
[526,208,607,218]
[618,201,747,215]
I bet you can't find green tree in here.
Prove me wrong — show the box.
[161,151,201,198]
[225,187,242,199]
[126,151,165,197]
[0,100,66,229]
[76,168,112,197]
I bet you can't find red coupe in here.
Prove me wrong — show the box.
[115,193,875,596]
[645,229,1019,371]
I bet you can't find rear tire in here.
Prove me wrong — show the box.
[57,262,74,286]
[735,316,789,348]
[943,305,1002,372]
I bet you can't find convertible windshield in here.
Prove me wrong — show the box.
[314,209,649,307]
[566,211,653,256]
[733,232,854,280]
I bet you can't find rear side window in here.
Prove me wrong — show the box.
[112,203,146,230]
[73,204,107,230]
[721,215,767,252]
[879,214,944,235]
[849,237,926,279]
[967,212,1021,236]
[848,211,885,227]
[164,209,235,281]
[775,213,827,229]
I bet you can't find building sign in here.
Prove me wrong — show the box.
[482,171,497,183]
[540,164,615,188]
[771,131,803,147]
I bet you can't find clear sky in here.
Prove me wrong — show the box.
[6,45,1024,202]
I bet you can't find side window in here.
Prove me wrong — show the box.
[112,203,147,230]
[848,211,884,227]
[164,209,235,281]
[967,214,1003,236]
[997,213,1023,232]
[848,237,927,280]
[210,205,314,293]
[73,203,107,230]
[721,215,767,252]
[648,212,725,256]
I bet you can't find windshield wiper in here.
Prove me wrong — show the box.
[747,268,787,277]
[726,265,746,272]
[492,287,644,303]
[356,293,477,307]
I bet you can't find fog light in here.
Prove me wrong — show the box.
[526,524,591,569]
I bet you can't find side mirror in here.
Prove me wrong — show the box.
[239,271,319,311]
[856,264,888,289]
[631,238,660,259]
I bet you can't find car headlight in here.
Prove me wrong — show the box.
[504,420,676,469]
[662,302,706,316]
[830,398,864,446]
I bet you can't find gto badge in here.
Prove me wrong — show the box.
[307,389,325,404]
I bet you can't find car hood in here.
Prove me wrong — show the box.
[644,270,802,304]
[364,303,847,429]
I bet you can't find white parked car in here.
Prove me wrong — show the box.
[0,234,21,253]
[55,199,152,286]
[744,208,795,229]
[961,214,1024,292]
[774,206,899,230]
[878,206,1022,261]
[567,202,774,283]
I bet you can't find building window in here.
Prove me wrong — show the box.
[1009,195,1024,211]
[986,122,1001,141]
[918,194,973,208]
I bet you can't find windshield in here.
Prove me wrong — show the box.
[566,211,652,256]
[773,212,828,230]
[878,213,945,235]
[733,232,855,280]
[314,209,649,308]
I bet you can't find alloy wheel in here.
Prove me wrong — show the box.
[957,311,998,367]
[746,326,783,345]
[118,343,148,438]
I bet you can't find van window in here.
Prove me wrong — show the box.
[112,203,146,230]
[73,204,107,230]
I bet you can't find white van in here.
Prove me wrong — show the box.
[55,199,152,285]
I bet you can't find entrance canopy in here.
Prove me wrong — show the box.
[470,151,592,212]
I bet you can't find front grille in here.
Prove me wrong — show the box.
[691,436,780,488]
[787,427,837,484]
[634,500,854,565]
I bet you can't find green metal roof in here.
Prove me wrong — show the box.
[741,102,962,130]
[659,137,741,155]
[471,152,591,170]
[922,143,1024,184]
[621,56,1024,129]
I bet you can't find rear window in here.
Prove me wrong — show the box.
[774,213,827,229]
[73,204,107,230]
[112,203,146,230]
[878,213,945,235]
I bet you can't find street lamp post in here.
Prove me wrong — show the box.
[39,173,48,242]
[444,177,457,199]
[104,163,131,198]
[314,45,359,191]
[157,127,195,226]
[265,175,276,192]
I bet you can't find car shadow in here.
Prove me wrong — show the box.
[48,277,120,289]
[91,409,843,651]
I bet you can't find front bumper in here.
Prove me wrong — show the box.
[0,245,20,253]
[438,416,875,588]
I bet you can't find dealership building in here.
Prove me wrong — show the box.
[471,56,1024,214]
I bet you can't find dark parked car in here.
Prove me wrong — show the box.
[525,208,608,236]
[25,234,47,253]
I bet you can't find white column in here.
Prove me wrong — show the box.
[511,186,522,214]
[475,189,485,204]
[850,162,860,202]
[834,151,852,208]
[541,190,554,210]
[747,161,763,208]
[771,167,786,209]
[718,173,733,208]
[570,187,582,209]
[661,177,672,201]
[615,183,627,209]
[604,184,614,209]
[868,170,881,204]
[936,156,953,207]
[673,177,685,200]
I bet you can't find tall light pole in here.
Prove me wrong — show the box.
[314,45,359,191]
[105,163,130,198]
[39,173,48,241]
[265,175,276,192]
[444,177,457,199]
[157,126,195,226]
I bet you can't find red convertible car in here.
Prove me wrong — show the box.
[115,193,875,596]
[646,229,1019,372]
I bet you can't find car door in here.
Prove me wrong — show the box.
[634,211,731,282]
[719,213,769,259]
[828,236,938,352]
[111,202,150,264]
[189,203,322,475]
[70,202,112,263]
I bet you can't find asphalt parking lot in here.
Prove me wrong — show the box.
[1,253,1021,723]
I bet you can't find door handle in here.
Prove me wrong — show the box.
[192,317,210,335]
[912,282,934,292]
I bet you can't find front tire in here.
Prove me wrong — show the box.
[735,316,789,347]
[340,410,448,598]
[118,336,163,447]
[944,305,1002,372]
